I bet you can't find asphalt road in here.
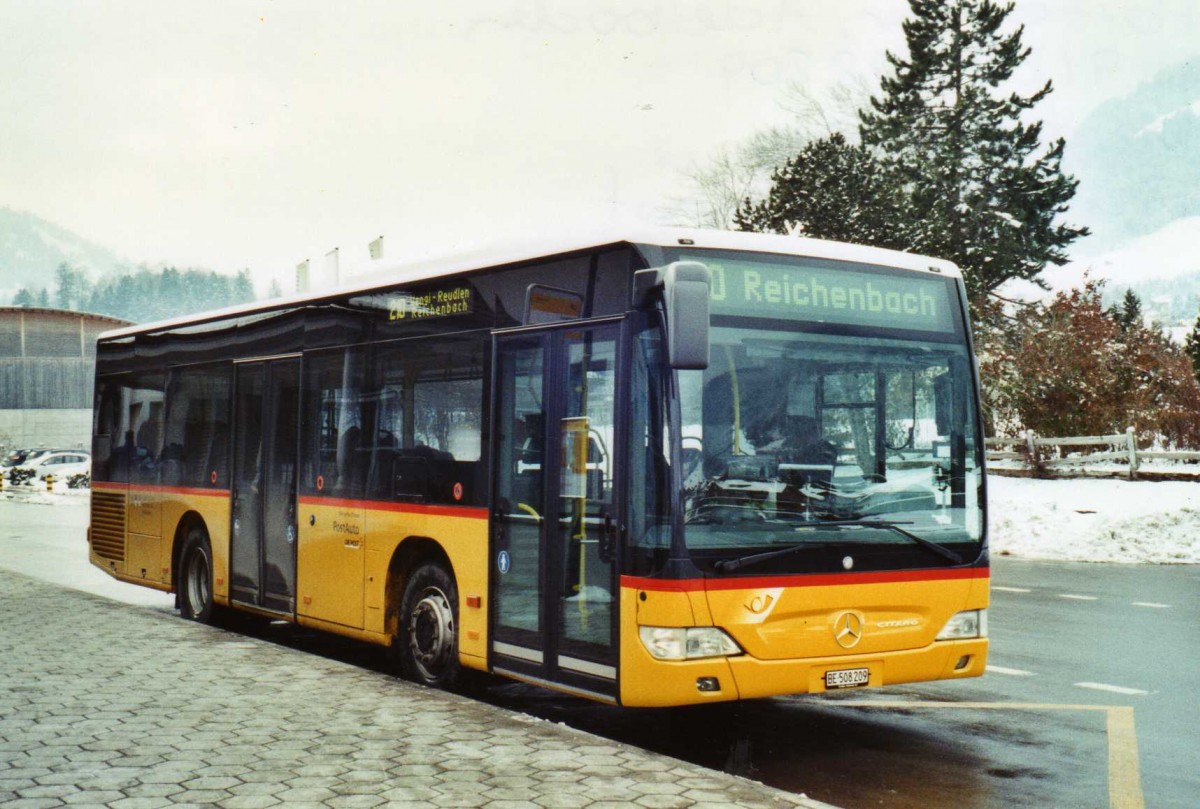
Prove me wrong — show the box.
[2,493,1196,808]
[483,558,1197,809]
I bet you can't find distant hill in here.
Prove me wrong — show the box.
[1106,272,1200,332]
[1025,217,1200,336]
[1045,217,1200,290]
[1068,60,1200,251]
[0,207,257,322]
[0,207,126,295]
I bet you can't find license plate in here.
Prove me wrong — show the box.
[825,667,870,689]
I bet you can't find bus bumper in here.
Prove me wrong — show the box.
[727,637,988,700]
[619,637,988,707]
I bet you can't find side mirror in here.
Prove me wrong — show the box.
[634,261,711,370]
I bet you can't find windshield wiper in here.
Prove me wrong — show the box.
[845,520,965,564]
[712,519,963,573]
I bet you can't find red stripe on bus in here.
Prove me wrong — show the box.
[92,482,230,497]
[622,566,989,592]
[297,495,488,520]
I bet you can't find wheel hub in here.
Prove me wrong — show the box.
[187,551,210,612]
[409,587,454,678]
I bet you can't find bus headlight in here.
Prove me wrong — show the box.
[936,609,988,640]
[639,626,742,660]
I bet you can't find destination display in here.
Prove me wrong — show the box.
[698,256,957,334]
[386,284,472,321]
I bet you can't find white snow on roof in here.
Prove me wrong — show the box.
[99,227,960,340]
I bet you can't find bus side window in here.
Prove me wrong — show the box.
[92,377,122,483]
[95,373,165,486]
[627,321,673,575]
[162,365,231,489]
[373,335,486,506]
[302,348,368,498]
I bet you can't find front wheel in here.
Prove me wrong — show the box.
[179,528,216,624]
[395,562,461,689]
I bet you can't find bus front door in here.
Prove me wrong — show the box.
[230,358,300,615]
[491,323,622,701]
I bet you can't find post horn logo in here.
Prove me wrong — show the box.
[746,594,775,614]
[833,611,864,649]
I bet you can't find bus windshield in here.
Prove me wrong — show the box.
[670,252,984,572]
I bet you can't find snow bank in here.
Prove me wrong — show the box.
[0,480,89,506]
[989,475,1200,564]
[7,476,1197,565]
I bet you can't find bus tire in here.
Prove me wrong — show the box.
[395,562,461,689]
[179,528,216,624]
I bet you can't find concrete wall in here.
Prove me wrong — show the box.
[0,307,128,412]
[0,409,91,453]
[0,359,92,409]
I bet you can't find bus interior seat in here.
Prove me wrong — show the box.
[388,444,459,503]
[335,425,365,494]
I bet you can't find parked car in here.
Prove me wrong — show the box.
[2,448,50,477]
[3,448,38,470]
[12,451,91,483]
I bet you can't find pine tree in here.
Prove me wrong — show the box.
[83,266,258,323]
[54,262,91,311]
[859,0,1088,308]
[733,133,911,249]
[234,269,256,303]
[1109,289,1144,335]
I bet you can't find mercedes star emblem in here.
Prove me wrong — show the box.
[834,611,864,649]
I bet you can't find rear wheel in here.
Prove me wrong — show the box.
[395,562,461,689]
[179,528,215,624]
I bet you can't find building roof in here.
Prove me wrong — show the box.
[0,306,131,327]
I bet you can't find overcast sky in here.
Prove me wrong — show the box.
[2,1,1197,291]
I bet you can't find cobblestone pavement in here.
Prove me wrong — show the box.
[0,571,832,808]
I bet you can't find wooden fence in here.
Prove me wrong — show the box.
[986,428,1200,479]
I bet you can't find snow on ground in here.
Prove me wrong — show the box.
[0,479,90,505]
[989,474,1200,564]
[6,476,1198,565]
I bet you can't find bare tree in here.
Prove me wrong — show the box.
[664,77,873,229]
[778,76,874,141]
[666,126,808,229]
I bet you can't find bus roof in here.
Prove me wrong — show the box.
[98,227,962,341]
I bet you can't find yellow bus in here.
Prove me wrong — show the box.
[89,228,988,707]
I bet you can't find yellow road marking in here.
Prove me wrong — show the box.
[833,701,1144,809]
[1106,707,1144,809]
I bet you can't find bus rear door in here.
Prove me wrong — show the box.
[230,357,301,614]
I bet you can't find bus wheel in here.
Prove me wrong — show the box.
[180,528,215,624]
[396,563,461,689]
